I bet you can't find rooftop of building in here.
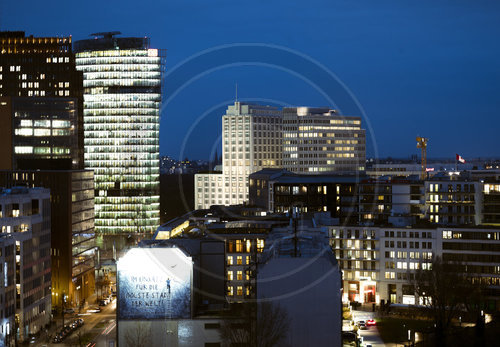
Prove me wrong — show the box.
[249,168,368,183]
[0,186,49,197]
[74,32,151,52]
[260,225,337,266]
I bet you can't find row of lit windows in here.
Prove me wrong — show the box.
[83,80,160,88]
[91,168,159,176]
[227,270,251,281]
[45,57,70,63]
[343,271,377,281]
[15,128,70,137]
[85,140,159,147]
[84,131,159,139]
[84,93,160,102]
[227,286,251,297]
[385,251,433,260]
[83,71,161,80]
[94,196,159,204]
[77,64,160,73]
[76,49,159,58]
[84,101,159,109]
[94,216,160,226]
[14,146,70,155]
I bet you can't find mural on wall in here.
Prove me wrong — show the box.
[117,247,192,319]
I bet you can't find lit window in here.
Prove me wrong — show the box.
[14,146,33,154]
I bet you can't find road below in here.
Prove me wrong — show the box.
[32,299,117,346]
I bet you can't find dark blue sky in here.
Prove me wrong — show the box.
[2,0,499,160]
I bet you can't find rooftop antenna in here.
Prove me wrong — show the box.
[235,83,238,102]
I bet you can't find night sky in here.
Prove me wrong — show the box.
[2,0,499,160]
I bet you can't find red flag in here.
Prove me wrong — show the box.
[456,154,466,163]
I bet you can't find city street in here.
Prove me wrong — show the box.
[352,309,386,347]
[32,299,117,347]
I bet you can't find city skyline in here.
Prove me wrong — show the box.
[1,0,499,160]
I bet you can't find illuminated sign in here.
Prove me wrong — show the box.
[117,247,192,319]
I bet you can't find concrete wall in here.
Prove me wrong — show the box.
[118,319,222,347]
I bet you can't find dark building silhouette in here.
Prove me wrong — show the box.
[0,31,84,169]
[0,32,95,309]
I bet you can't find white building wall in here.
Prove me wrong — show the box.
[196,102,282,209]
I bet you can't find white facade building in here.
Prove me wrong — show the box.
[195,102,282,209]
[329,225,500,309]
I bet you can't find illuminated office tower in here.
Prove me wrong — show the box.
[74,32,164,234]
[195,102,282,209]
[282,107,365,173]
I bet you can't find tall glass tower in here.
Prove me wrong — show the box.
[74,32,163,235]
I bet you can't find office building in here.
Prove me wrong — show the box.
[0,96,79,170]
[282,107,365,173]
[0,170,95,308]
[74,32,163,235]
[195,102,282,209]
[0,31,84,169]
[0,31,95,311]
[0,187,51,343]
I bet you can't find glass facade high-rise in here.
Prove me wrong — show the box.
[74,32,163,234]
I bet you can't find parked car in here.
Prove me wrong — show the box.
[366,319,376,326]
[358,322,367,330]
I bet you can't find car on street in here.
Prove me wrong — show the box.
[358,322,367,330]
[366,319,376,326]
[87,306,101,313]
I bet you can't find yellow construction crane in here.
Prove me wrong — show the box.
[416,136,429,180]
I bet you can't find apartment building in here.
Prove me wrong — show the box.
[330,224,500,310]
[0,187,51,343]
[0,170,95,308]
[425,175,482,225]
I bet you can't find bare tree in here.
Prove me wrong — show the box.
[411,256,480,346]
[69,329,92,347]
[124,322,152,347]
[255,301,290,347]
[219,301,290,347]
